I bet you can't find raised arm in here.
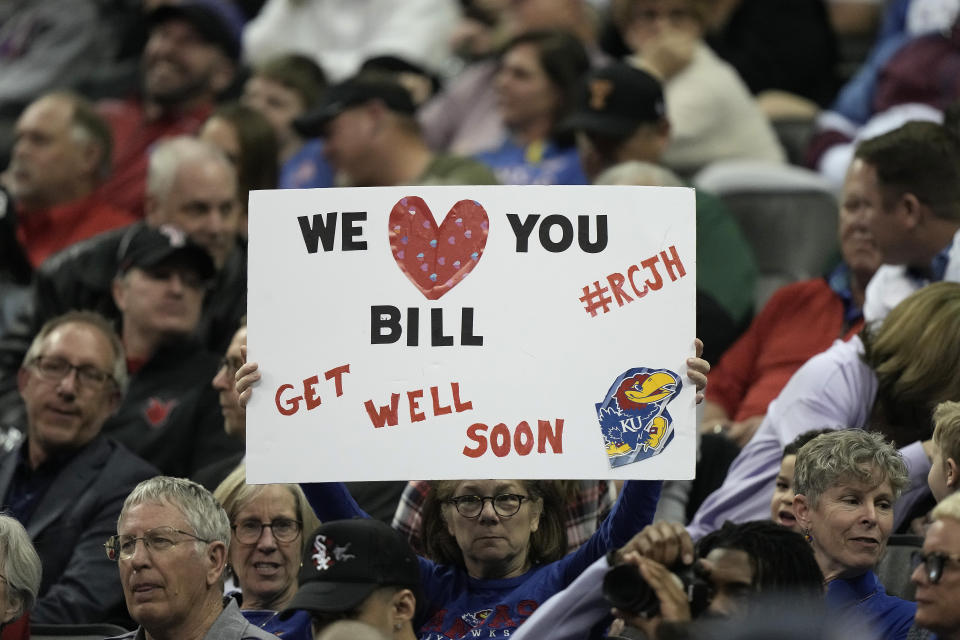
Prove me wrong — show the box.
[300,481,370,522]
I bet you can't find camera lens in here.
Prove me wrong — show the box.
[602,563,660,617]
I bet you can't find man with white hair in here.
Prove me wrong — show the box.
[106,476,278,639]
[36,135,242,343]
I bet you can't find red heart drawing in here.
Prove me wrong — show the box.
[389,196,489,300]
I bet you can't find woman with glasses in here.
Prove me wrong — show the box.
[793,429,916,640]
[302,477,659,639]
[213,464,320,640]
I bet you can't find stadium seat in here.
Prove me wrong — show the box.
[693,160,840,309]
[875,533,923,601]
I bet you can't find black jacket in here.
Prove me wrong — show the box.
[0,435,158,624]
[0,186,31,286]
[102,338,242,477]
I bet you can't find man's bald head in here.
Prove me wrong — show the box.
[9,92,112,210]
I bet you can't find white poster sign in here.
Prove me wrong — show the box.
[246,185,696,483]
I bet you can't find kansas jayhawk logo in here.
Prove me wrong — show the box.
[595,367,681,468]
[461,609,493,627]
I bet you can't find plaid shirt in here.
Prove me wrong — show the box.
[391,480,616,555]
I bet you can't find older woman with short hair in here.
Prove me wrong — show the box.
[214,464,320,640]
[793,429,915,640]
[0,515,41,637]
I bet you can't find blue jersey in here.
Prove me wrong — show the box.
[474,138,587,186]
[280,139,335,189]
[302,480,661,639]
[826,570,916,640]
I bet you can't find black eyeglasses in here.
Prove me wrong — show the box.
[31,356,114,391]
[447,494,528,518]
[232,518,302,544]
[911,550,960,584]
[105,527,211,561]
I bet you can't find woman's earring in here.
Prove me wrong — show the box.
[803,528,813,544]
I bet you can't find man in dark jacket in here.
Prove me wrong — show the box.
[4,310,157,623]
[103,224,241,476]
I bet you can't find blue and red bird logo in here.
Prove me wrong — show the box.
[596,368,682,468]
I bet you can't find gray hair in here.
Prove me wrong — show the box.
[794,429,909,507]
[0,515,41,621]
[22,311,128,393]
[146,136,235,201]
[594,161,685,187]
[120,476,231,554]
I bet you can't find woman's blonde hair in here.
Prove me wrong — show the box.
[932,401,960,466]
[213,463,321,556]
[932,490,960,521]
[862,282,960,446]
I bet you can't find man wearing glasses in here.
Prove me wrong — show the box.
[2,310,157,623]
[106,476,278,640]
[910,492,960,640]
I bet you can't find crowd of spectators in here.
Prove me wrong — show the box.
[0,0,959,638]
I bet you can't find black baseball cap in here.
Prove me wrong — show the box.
[280,519,420,618]
[148,0,245,62]
[118,225,216,281]
[293,77,417,137]
[563,62,666,138]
